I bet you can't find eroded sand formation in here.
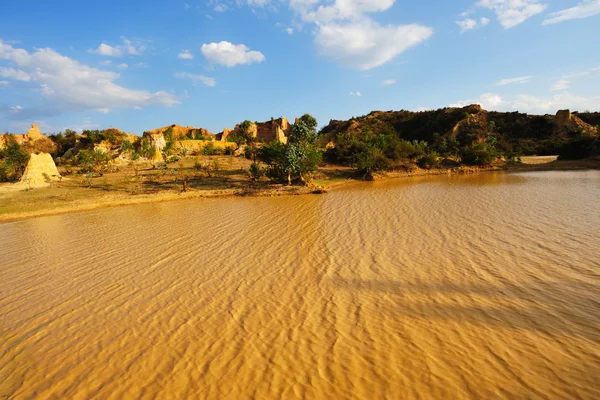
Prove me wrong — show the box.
[17,153,61,189]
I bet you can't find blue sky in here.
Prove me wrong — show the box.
[1,0,599,134]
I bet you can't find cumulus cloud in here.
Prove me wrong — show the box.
[476,0,547,28]
[0,40,179,118]
[0,66,31,81]
[349,91,361,96]
[314,20,433,70]
[456,17,491,32]
[300,0,433,70]
[201,41,266,67]
[494,76,532,86]
[542,0,600,25]
[178,50,194,60]
[381,79,396,86]
[451,93,504,109]
[174,72,216,87]
[456,18,478,32]
[451,92,600,113]
[89,37,146,57]
[205,1,433,70]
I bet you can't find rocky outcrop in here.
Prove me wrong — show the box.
[0,123,56,153]
[17,153,61,189]
[553,110,597,138]
[224,118,290,144]
[26,123,43,141]
[143,124,215,141]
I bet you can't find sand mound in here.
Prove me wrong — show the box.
[17,153,61,189]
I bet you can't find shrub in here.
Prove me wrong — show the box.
[460,143,497,166]
[0,162,8,182]
[202,142,219,155]
[0,135,30,180]
[354,146,390,176]
[558,136,598,160]
[249,162,265,181]
[76,150,111,176]
[120,139,134,152]
[417,152,441,169]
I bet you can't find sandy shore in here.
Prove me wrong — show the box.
[1,157,598,224]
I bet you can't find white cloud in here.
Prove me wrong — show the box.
[381,79,396,85]
[0,67,31,81]
[0,40,179,118]
[550,79,570,91]
[201,41,266,67]
[494,76,531,86]
[457,18,478,32]
[451,92,600,113]
[301,0,395,23]
[174,72,216,87]
[89,37,146,57]
[117,63,128,69]
[456,16,491,32]
[542,0,600,25]
[349,91,361,96]
[548,66,600,91]
[178,50,194,60]
[451,93,504,109]
[314,20,433,70]
[476,0,547,28]
[10,105,23,113]
[206,1,433,70]
[286,28,294,35]
[563,66,600,79]
[184,2,191,10]
[0,80,9,87]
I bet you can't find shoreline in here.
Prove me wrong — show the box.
[1,158,598,224]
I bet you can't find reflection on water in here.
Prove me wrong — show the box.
[1,170,599,399]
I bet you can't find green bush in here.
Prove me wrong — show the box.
[460,143,497,166]
[417,152,441,169]
[0,162,8,182]
[558,136,598,160]
[0,135,30,180]
[203,142,219,155]
[354,145,390,176]
[76,150,111,176]
[120,139,134,152]
[249,162,264,181]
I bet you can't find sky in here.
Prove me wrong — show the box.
[0,0,599,135]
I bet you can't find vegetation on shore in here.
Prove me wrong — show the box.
[1,105,599,222]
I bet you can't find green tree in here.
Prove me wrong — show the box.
[284,114,321,184]
[77,150,111,176]
[0,135,30,181]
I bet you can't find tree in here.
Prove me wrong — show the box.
[284,114,321,184]
[238,120,258,162]
[0,135,30,181]
[77,150,110,176]
[258,114,322,185]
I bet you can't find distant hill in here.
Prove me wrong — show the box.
[320,105,598,156]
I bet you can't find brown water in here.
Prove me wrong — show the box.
[1,171,599,399]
